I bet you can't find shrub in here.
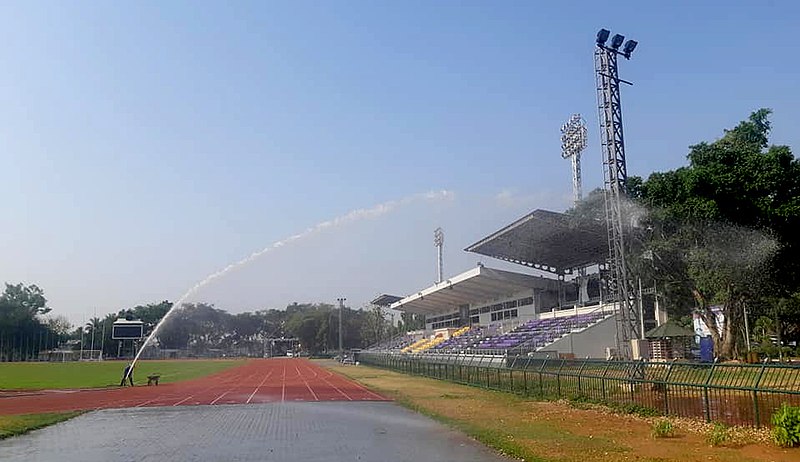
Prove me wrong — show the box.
[707,423,730,447]
[651,419,675,438]
[620,403,660,417]
[771,404,800,448]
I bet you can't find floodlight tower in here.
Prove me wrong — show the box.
[595,28,640,359]
[561,114,588,204]
[434,227,444,283]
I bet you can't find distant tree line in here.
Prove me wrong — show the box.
[0,282,425,360]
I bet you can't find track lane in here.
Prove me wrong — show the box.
[0,359,387,415]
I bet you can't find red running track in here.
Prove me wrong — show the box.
[0,359,386,416]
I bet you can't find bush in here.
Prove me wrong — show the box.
[651,419,675,438]
[771,404,800,448]
[707,423,731,447]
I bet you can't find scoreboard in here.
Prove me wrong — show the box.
[112,319,144,340]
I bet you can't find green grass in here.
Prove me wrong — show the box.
[707,423,731,447]
[0,359,243,390]
[651,419,675,438]
[0,412,84,439]
[391,394,550,462]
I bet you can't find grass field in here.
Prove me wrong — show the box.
[0,359,244,390]
[0,412,84,439]
[325,361,799,462]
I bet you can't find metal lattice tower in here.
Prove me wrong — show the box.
[434,227,444,283]
[594,29,640,359]
[561,114,588,204]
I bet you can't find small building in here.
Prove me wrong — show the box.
[645,321,695,360]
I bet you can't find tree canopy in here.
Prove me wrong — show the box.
[633,109,800,358]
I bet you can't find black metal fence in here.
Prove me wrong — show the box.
[359,352,800,427]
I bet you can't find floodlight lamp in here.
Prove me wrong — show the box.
[622,39,638,58]
[610,34,625,50]
[596,29,610,46]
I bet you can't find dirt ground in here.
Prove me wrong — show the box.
[326,362,799,462]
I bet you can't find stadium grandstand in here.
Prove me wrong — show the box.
[367,209,666,359]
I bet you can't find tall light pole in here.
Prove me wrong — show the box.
[561,114,588,204]
[595,28,639,359]
[337,297,346,356]
[434,227,444,284]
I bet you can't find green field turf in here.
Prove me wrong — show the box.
[0,359,244,390]
[0,412,84,439]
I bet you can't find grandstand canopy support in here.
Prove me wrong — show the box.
[390,265,556,315]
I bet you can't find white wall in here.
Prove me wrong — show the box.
[545,314,618,359]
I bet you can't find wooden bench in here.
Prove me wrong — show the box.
[147,375,161,386]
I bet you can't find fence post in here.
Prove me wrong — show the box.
[539,357,548,396]
[703,359,718,423]
[752,359,768,427]
[522,369,528,396]
[663,360,676,415]
[577,357,588,396]
[556,359,566,398]
[601,359,611,402]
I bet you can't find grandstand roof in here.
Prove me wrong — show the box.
[370,294,403,307]
[464,209,607,275]
[390,265,557,315]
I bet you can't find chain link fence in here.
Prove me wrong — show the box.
[358,351,800,427]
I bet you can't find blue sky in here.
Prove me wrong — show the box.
[1,1,798,323]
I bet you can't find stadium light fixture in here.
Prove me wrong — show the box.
[610,34,625,50]
[622,40,638,59]
[596,29,610,46]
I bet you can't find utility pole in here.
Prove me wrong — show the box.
[337,297,346,357]
[89,309,96,360]
[79,316,85,361]
[100,319,106,361]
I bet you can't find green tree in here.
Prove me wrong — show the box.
[638,109,799,358]
[361,306,388,347]
[0,283,50,325]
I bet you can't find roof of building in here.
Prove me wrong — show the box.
[645,321,695,339]
[464,209,607,275]
[390,265,557,315]
[370,294,404,307]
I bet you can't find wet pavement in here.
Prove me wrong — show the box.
[0,402,510,462]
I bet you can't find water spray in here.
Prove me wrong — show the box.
[124,190,454,378]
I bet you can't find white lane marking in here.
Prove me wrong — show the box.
[246,370,274,404]
[135,398,159,408]
[172,395,194,406]
[328,371,386,400]
[281,363,286,402]
[295,364,319,401]
[210,391,230,405]
[317,373,353,401]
